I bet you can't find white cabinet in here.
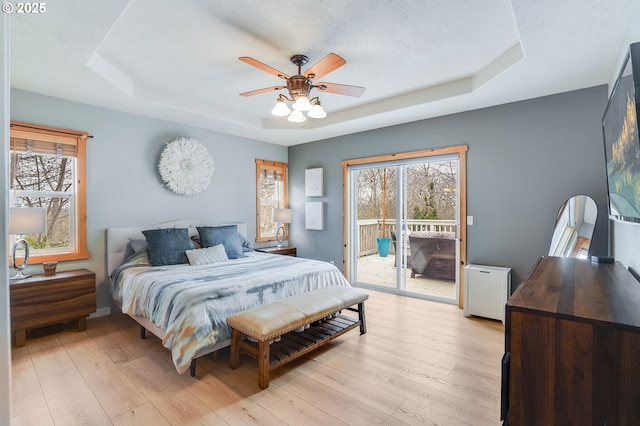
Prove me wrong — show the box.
[464,264,511,323]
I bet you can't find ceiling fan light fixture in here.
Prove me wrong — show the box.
[292,95,312,111]
[271,98,291,116]
[287,109,306,123]
[307,100,327,119]
[240,53,364,124]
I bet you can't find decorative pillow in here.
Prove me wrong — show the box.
[142,228,193,266]
[129,239,148,253]
[185,244,229,265]
[123,238,148,261]
[238,233,254,252]
[190,236,202,249]
[197,225,245,259]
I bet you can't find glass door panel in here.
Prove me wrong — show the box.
[403,160,458,301]
[352,166,401,290]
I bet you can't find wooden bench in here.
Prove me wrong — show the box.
[226,286,368,389]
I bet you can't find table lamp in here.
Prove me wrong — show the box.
[271,207,292,247]
[9,206,47,280]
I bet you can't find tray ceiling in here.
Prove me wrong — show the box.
[10,0,633,146]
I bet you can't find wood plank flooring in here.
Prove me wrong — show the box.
[11,289,505,425]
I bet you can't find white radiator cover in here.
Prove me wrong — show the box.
[464,264,512,323]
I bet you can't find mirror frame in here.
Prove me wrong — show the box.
[549,195,598,259]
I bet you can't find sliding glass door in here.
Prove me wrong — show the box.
[346,152,461,304]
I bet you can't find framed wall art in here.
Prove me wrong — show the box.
[305,201,324,230]
[305,167,323,197]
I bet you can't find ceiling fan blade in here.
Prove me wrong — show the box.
[239,57,289,80]
[304,53,346,80]
[315,82,365,97]
[240,86,286,97]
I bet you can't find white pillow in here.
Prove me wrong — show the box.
[185,244,229,266]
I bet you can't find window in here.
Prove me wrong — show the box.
[8,121,89,263]
[255,159,288,242]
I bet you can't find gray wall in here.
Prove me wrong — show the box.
[289,86,610,285]
[613,221,640,273]
[10,89,287,311]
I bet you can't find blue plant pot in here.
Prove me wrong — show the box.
[377,237,391,257]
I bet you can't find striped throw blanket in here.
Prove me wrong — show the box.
[110,250,351,373]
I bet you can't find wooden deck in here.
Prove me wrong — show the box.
[356,253,457,300]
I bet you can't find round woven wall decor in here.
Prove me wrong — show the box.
[158,137,214,196]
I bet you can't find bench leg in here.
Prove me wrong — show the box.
[358,301,367,335]
[139,325,146,339]
[190,359,196,377]
[258,340,270,389]
[229,328,241,369]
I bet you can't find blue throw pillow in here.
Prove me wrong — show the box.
[142,228,193,266]
[197,225,245,259]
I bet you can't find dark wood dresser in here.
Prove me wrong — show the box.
[10,268,96,347]
[502,256,640,425]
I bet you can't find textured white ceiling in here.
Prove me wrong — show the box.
[10,0,633,145]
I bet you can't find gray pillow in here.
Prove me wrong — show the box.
[123,238,148,261]
[197,225,245,259]
[238,233,254,252]
[129,239,148,253]
[142,228,193,266]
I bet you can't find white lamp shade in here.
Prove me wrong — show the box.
[9,207,47,235]
[287,109,306,123]
[271,100,291,116]
[271,208,293,224]
[307,103,327,119]
[292,96,312,111]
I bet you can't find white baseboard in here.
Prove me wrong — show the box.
[89,307,111,319]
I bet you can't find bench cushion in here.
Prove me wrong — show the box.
[226,286,368,341]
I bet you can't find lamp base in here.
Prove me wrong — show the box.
[275,225,286,248]
[11,238,31,280]
[10,270,31,280]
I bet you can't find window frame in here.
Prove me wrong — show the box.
[8,121,89,264]
[255,159,288,243]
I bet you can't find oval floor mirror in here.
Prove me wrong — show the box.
[549,195,597,259]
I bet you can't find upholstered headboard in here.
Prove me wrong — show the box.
[105,219,247,276]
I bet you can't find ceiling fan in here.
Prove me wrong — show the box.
[239,53,365,122]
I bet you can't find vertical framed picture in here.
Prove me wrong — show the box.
[305,167,323,197]
[305,201,324,230]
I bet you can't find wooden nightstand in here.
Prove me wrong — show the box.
[255,246,297,257]
[9,268,96,347]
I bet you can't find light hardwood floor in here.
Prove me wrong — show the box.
[11,289,505,425]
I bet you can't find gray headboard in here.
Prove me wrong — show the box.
[106,219,247,276]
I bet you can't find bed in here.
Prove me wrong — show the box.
[106,219,352,375]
